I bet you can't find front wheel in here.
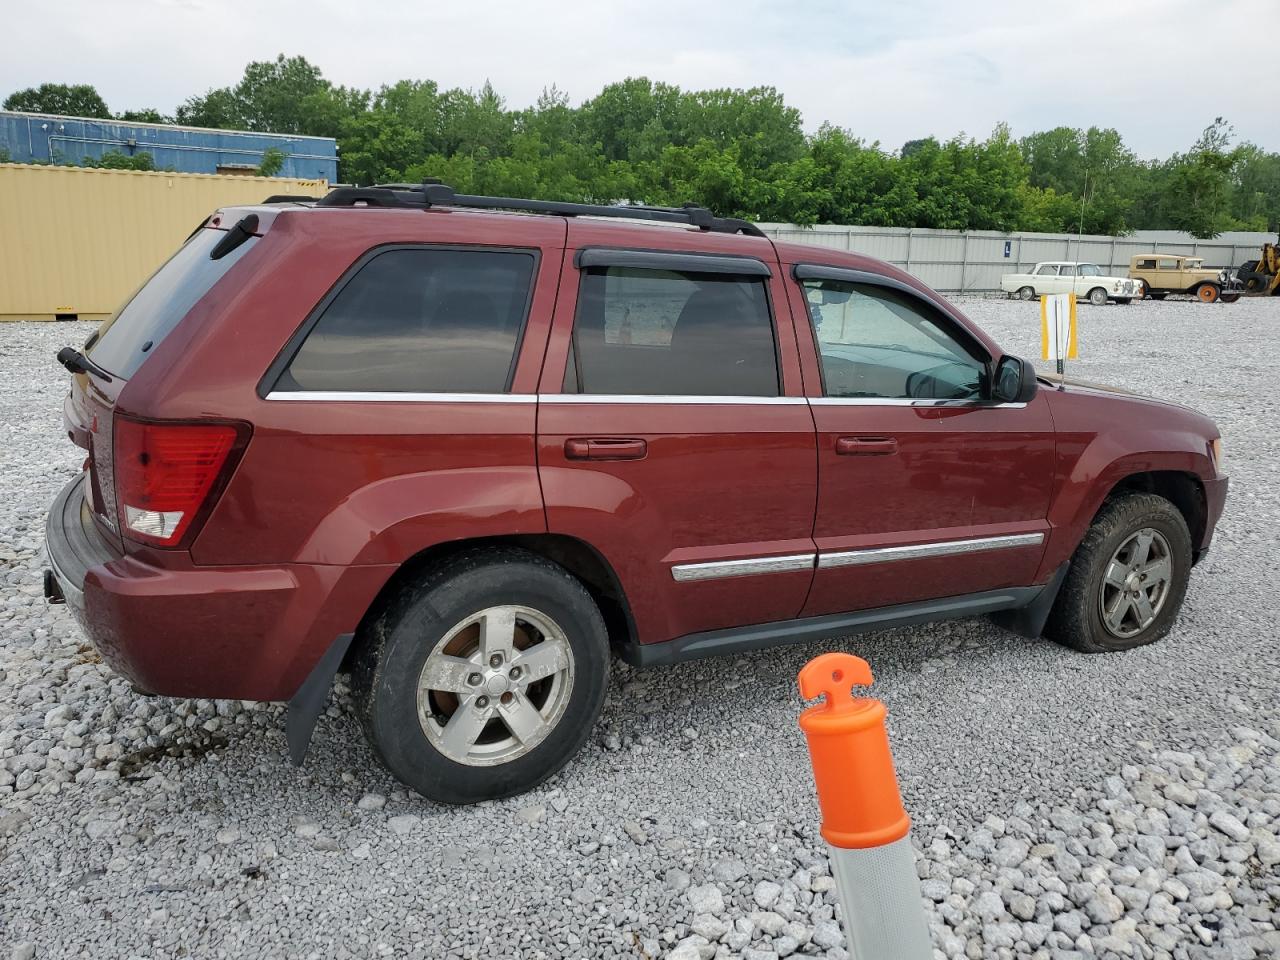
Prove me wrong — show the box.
[1196,283,1220,303]
[352,548,610,803]
[1045,493,1192,653]
[1087,287,1109,306]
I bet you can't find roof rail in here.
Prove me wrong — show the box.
[262,194,323,204]
[314,181,765,237]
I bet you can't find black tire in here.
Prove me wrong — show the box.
[1138,280,1152,299]
[1045,493,1193,653]
[1017,286,1036,301]
[1087,287,1109,306]
[352,547,610,804]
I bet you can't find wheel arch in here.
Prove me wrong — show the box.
[346,533,638,667]
[1091,470,1208,563]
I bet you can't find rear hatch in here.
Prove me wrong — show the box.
[66,219,261,550]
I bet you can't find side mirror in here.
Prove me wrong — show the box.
[991,355,1038,404]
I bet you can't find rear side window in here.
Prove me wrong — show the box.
[87,227,258,379]
[280,248,536,393]
[567,267,778,396]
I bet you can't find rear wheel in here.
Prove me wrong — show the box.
[1087,287,1108,306]
[1138,280,1152,299]
[1115,298,1132,305]
[1045,493,1192,653]
[352,548,610,803]
[1017,286,1036,301]
[1196,283,1220,303]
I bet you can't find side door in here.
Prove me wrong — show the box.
[784,263,1055,617]
[1158,258,1181,290]
[536,237,818,647]
[1035,263,1063,294]
[1057,263,1081,296]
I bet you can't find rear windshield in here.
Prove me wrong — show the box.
[86,226,258,378]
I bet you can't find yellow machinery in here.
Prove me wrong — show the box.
[1237,236,1280,295]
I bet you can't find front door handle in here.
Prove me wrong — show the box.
[565,438,648,461]
[835,436,898,456]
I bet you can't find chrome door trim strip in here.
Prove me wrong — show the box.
[809,397,1027,409]
[818,532,1045,568]
[540,394,808,405]
[265,391,536,403]
[671,553,816,583]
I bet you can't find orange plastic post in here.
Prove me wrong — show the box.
[797,652,911,850]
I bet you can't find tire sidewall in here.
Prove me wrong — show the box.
[365,558,609,804]
[1079,504,1192,652]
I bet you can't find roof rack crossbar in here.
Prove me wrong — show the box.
[317,181,765,237]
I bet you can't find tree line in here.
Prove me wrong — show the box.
[5,56,1279,239]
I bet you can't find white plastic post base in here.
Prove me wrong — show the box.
[828,834,934,960]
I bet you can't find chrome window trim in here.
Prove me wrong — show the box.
[671,553,816,583]
[541,394,807,405]
[265,391,536,403]
[265,391,1023,408]
[818,532,1045,569]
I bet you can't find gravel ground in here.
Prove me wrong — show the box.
[1,295,1278,960]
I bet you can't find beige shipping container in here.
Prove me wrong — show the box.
[0,163,327,322]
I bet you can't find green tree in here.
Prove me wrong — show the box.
[1230,143,1280,231]
[81,150,155,171]
[257,147,286,176]
[1020,126,1138,234]
[115,108,171,124]
[4,83,110,118]
[1161,118,1238,238]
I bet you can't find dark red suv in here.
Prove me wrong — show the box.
[46,184,1227,803]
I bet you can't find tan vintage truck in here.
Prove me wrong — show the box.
[1128,254,1241,303]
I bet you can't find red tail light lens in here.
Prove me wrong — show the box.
[113,416,245,547]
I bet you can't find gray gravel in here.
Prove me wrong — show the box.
[2,295,1278,959]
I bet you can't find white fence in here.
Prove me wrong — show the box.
[756,224,1274,293]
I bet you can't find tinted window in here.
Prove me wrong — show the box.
[281,248,535,393]
[568,267,778,396]
[87,227,258,378]
[801,280,985,401]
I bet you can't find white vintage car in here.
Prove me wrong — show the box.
[1001,262,1141,305]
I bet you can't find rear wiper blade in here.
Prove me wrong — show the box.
[57,347,113,383]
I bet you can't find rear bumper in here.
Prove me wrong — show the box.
[45,475,394,701]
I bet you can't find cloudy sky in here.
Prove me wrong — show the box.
[3,0,1273,158]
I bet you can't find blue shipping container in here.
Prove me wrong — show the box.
[0,110,337,181]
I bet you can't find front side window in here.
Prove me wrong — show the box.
[280,248,536,393]
[1159,259,1179,271]
[1035,264,1058,276]
[1079,264,1103,276]
[801,280,986,401]
[567,267,779,396]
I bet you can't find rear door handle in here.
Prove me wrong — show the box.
[565,438,648,461]
[835,436,898,456]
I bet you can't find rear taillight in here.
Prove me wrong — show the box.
[113,416,246,547]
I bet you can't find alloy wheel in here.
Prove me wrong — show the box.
[416,605,575,766]
[1098,528,1173,639]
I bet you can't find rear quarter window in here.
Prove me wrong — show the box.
[276,247,537,394]
[87,227,258,379]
